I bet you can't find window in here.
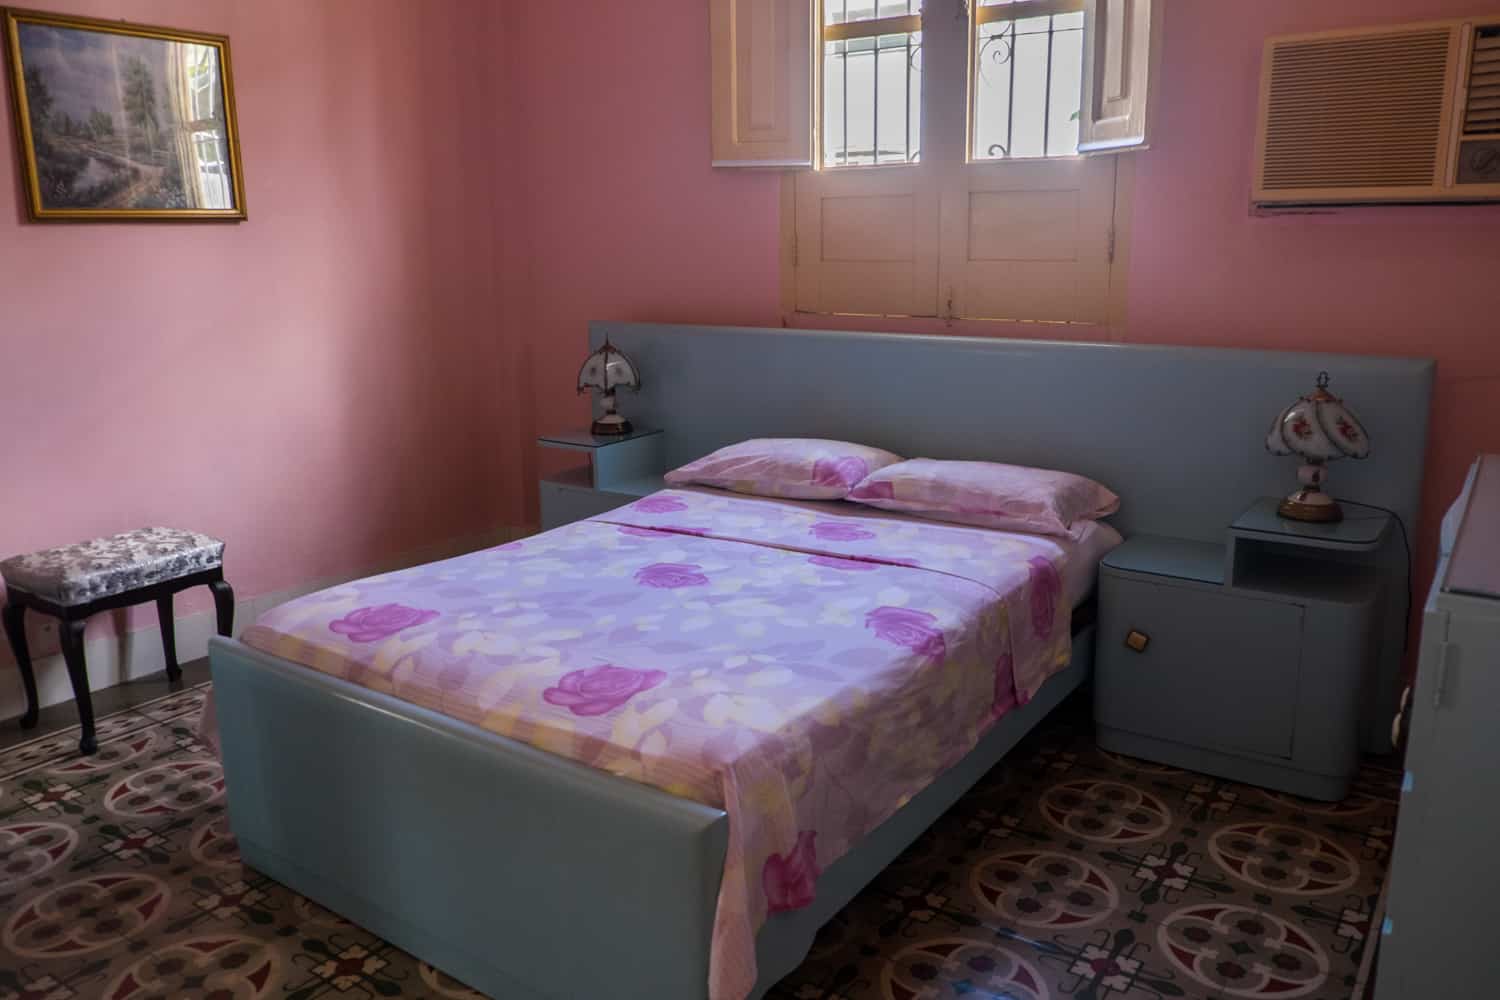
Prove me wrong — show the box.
[971,0,1085,161]
[186,45,232,209]
[710,0,1159,324]
[821,2,923,166]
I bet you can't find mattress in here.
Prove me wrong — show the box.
[239,489,1119,1000]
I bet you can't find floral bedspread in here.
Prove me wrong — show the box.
[240,489,1078,1000]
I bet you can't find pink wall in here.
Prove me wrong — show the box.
[507,0,1500,618]
[0,0,523,641]
[5,0,1496,676]
[1128,0,1500,602]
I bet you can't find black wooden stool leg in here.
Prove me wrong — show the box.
[58,617,96,755]
[209,579,235,637]
[155,593,182,682]
[2,602,39,729]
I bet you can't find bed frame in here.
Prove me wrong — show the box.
[211,324,1433,1000]
[211,632,1092,999]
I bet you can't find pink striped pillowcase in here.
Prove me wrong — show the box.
[847,459,1119,538]
[664,438,903,500]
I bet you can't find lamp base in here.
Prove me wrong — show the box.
[590,415,632,436]
[1278,490,1343,523]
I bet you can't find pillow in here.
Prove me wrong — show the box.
[664,438,903,500]
[846,458,1119,537]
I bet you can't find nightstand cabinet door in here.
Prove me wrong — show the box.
[539,482,635,531]
[1095,575,1303,759]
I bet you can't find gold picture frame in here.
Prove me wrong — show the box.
[3,7,246,221]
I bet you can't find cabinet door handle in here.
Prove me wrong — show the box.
[1125,630,1150,653]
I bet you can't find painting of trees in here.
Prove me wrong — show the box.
[7,11,243,217]
[88,109,115,139]
[121,55,160,152]
[22,66,52,137]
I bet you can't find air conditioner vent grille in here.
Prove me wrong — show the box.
[1261,28,1450,190]
[1463,26,1500,136]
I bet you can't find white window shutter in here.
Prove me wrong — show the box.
[939,158,1117,325]
[1078,0,1161,153]
[710,0,813,167]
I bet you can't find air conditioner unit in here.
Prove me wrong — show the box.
[1253,16,1500,205]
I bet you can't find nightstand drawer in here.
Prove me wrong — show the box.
[539,482,636,530]
[1095,574,1303,759]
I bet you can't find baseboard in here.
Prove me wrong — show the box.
[0,524,531,722]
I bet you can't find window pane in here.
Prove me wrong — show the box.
[827,0,917,24]
[823,31,921,166]
[823,43,846,162]
[1047,15,1084,157]
[845,38,875,164]
[972,12,1085,160]
[1008,17,1048,158]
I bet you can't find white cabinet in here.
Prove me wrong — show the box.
[1376,454,1500,998]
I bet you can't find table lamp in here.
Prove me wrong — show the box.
[577,337,641,436]
[1265,371,1369,523]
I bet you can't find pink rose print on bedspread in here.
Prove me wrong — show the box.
[864,606,947,660]
[328,604,440,643]
[810,521,876,542]
[635,563,710,589]
[634,495,688,514]
[763,830,821,913]
[811,457,869,490]
[1027,556,1062,638]
[543,664,668,716]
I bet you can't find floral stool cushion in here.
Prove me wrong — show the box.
[1,528,225,606]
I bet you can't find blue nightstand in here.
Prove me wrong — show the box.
[537,427,665,530]
[1094,498,1393,800]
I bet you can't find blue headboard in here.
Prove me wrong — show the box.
[590,322,1435,542]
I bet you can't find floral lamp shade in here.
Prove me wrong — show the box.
[577,338,641,436]
[1265,372,1370,522]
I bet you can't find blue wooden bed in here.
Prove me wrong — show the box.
[210,323,1433,1000]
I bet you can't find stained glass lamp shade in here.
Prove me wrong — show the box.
[577,338,641,436]
[1265,372,1370,523]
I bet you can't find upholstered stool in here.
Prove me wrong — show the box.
[1,528,233,755]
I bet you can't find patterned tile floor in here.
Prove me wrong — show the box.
[767,706,1396,1000]
[0,683,1395,1000]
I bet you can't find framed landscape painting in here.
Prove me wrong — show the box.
[3,8,245,221]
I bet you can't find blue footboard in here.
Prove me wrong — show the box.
[210,638,730,1000]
